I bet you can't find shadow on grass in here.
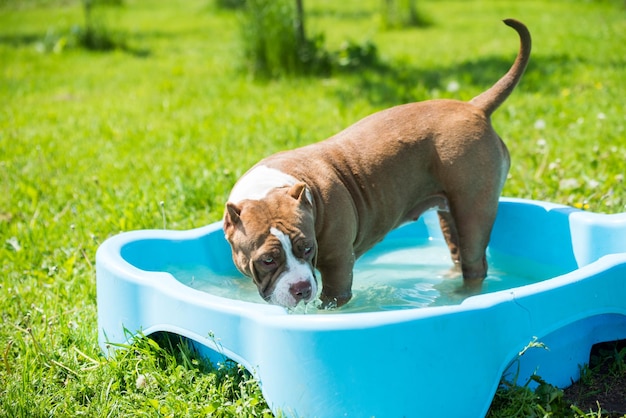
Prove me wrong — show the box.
[307,8,376,20]
[0,33,43,46]
[0,30,150,57]
[333,54,583,108]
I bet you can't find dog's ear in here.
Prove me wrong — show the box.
[288,182,310,204]
[223,202,241,233]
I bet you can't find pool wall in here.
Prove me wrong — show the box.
[96,198,626,417]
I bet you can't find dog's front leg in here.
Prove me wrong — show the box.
[317,253,355,308]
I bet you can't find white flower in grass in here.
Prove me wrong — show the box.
[534,119,546,130]
[597,112,606,120]
[587,179,600,189]
[559,178,580,190]
[548,158,561,171]
[136,374,148,389]
[446,81,460,93]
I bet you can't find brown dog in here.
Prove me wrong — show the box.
[223,19,531,308]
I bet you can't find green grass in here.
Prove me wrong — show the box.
[1,0,625,416]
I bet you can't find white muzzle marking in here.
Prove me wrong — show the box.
[269,227,317,307]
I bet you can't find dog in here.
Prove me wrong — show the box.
[223,19,531,308]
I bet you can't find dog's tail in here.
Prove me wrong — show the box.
[469,19,531,117]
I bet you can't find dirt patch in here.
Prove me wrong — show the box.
[563,340,626,417]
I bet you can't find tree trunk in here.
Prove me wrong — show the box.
[295,0,305,45]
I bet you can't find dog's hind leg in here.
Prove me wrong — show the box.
[438,210,461,269]
[446,191,501,291]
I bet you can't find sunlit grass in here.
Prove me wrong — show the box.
[1,0,625,416]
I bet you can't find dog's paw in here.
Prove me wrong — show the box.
[442,267,462,279]
[319,292,352,310]
[453,278,484,297]
[317,298,338,311]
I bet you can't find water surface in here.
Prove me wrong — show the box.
[169,238,569,314]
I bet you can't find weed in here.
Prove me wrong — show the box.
[240,0,331,78]
[335,39,378,69]
[379,0,433,29]
[489,375,570,418]
[490,339,626,417]
[592,343,626,378]
[238,0,380,78]
[76,0,127,51]
[488,338,565,417]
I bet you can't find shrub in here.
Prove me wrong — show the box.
[380,0,432,29]
[335,39,378,69]
[240,0,331,78]
[76,0,126,51]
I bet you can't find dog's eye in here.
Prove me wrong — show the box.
[262,257,276,266]
[295,240,314,259]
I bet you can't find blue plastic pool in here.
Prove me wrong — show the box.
[96,198,626,417]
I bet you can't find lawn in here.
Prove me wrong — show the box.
[1,0,625,416]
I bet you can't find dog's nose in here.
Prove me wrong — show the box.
[289,281,312,302]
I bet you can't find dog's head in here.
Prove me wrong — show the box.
[223,182,318,308]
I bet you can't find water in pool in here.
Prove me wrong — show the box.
[168,238,568,314]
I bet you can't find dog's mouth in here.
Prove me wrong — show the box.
[263,273,318,308]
